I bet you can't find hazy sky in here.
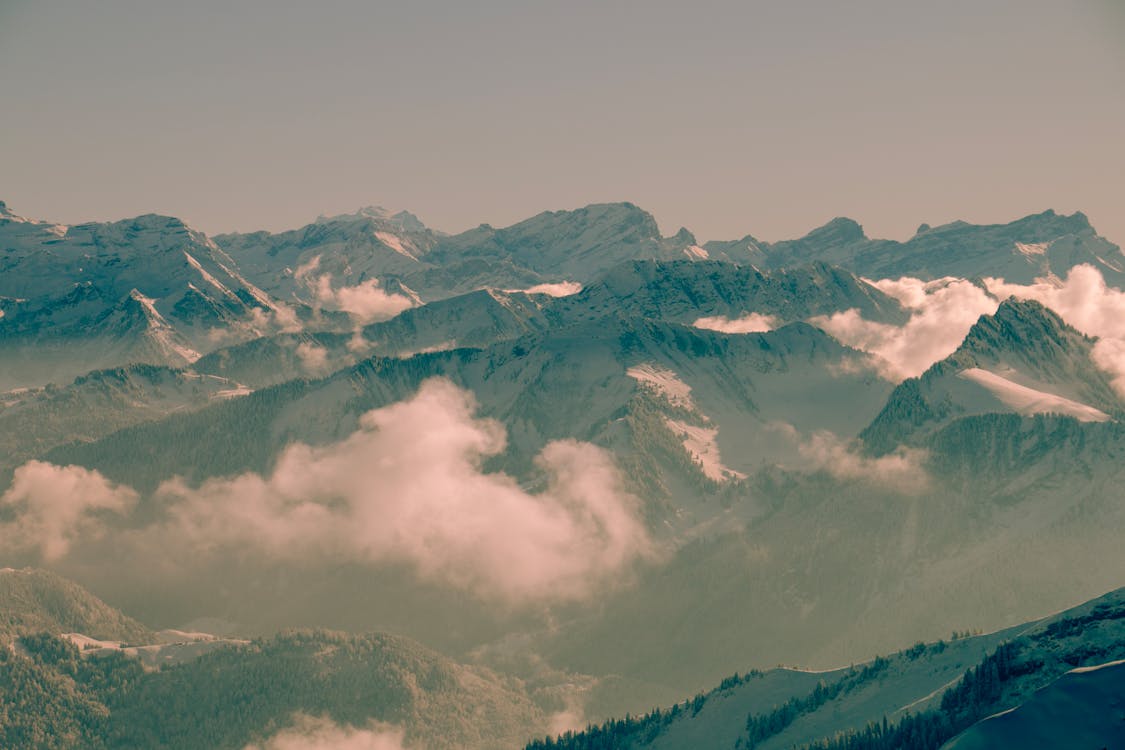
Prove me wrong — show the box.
[2,0,1123,244]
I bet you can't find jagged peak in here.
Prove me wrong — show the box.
[672,226,697,244]
[961,297,1082,353]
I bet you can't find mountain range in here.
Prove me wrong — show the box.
[3,198,1125,748]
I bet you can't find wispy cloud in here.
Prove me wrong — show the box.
[295,341,331,375]
[773,423,929,494]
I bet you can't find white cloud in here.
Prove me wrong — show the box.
[0,461,137,561]
[295,257,414,325]
[692,312,778,334]
[313,274,415,325]
[505,281,583,297]
[811,277,999,380]
[245,715,407,750]
[984,264,1125,396]
[773,424,929,494]
[156,379,652,602]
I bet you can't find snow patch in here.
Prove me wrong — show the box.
[505,281,583,297]
[957,368,1111,422]
[627,363,696,410]
[693,312,778,334]
[374,230,420,262]
[184,252,239,301]
[129,290,202,363]
[212,384,254,400]
[1014,241,1048,258]
[684,245,710,260]
[665,418,746,481]
[1068,658,1125,674]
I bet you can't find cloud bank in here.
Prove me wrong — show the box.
[811,277,999,381]
[244,716,407,750]
[1,380,653,604]
[692,312,778,334]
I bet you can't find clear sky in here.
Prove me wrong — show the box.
[2,0,1123,244]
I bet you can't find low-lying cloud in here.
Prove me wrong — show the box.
[313,275,415,325]
[811,277,999,381]
[0,461,137,561]
[773,423,929,494]
[692,312,778,334]
[1,380,654,604]
[244,715,407,750]
[296,255,416,325]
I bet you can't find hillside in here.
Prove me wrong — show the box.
[0,568,151,645]
[528,587,1125,750]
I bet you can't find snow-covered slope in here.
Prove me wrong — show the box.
[557,259,907,328]
[426,202,699,280]
[216,202,736,307]
[190,259,905,389]
[0,203,297,389]
[531,586,1125,750]
[943,659,1125,750]
[214,205,440,306]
